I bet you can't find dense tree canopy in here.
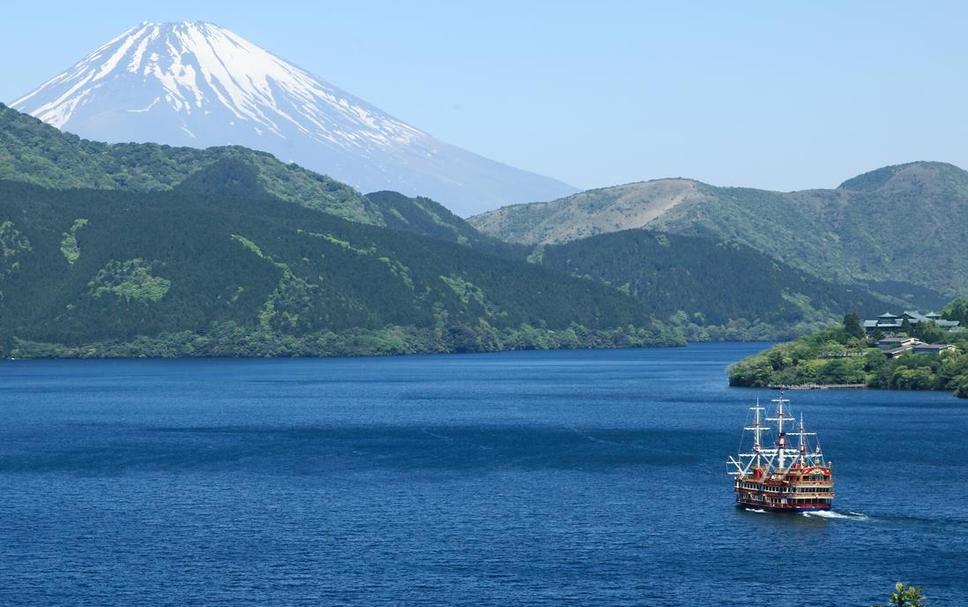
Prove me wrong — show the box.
[729,310,968,399]
[943,297,968,325]
[843,312,865,339]
[0,171,681,358]
[536,230,892,340]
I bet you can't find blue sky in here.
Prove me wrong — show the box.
[2,1,966,191]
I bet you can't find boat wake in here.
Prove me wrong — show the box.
[744,508,767,514]
[802,510,870,522]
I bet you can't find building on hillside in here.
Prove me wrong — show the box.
[864,312,903,333]
[878,337,919,358]
[876,337,958,358]
[863,310,960,335]
[877,337,918,351]
[911,343,957,356]
[901,310,960,329]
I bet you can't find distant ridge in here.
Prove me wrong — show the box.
[469,161,968,295]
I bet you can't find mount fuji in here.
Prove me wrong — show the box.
[11,21,576,215]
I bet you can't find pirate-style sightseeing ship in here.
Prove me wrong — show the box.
[727,395,834,512]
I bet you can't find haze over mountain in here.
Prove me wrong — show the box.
[10,21,575,216]
[469,162,968,297]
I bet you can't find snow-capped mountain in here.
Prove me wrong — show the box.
[11,21,575,215]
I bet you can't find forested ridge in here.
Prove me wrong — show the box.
[0,103,935,354]
[0,103,473,230]
[535,229,893,341]
[0,170,679,358]
[470,162,968,298]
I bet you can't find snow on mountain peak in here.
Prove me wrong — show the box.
[13,21,422,148]
[11,22,576,215]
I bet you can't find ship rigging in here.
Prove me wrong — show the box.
[727,395,834,512]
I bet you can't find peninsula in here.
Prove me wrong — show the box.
[729,299,968,399]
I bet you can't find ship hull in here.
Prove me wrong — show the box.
[733,465,834,513]
[736,500,832,513]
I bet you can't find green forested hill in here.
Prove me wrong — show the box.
[363,190,521,257]
[0,103,382,224]
[534,230,894,340]
[469,162,968,297]
[1,104,512,251]
[0,102,935,351]
[360,192,899,338]
[0,170,678,358]
[0,103,489,240]
[727,309,968,399]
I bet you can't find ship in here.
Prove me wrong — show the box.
[727,394,834,512]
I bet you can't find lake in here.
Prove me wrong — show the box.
[1,343,966,606]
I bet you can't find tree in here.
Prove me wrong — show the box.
[955,375,968,399]
[872,582,926,607]
[864,349,887,373]
[820,358,851,384]
[900,318,913,336]
[843,312,866,340]
[912,320,946,344]
[942,297,968,324]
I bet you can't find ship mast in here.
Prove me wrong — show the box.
[744,399,767,472]
[729,395,827,477]
[727,399,771,476]
[793,412,814,467]
[766,395,790,472]
[797,413,807,466]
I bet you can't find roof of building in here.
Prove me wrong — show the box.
[865,311,960,330]
[878,337,917,344]
[912,343,955,350]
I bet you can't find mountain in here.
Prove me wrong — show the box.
[0,169,675,358]
[533,230,893,340]
[468,179,708,244]
[0,102,489,238]
[362,190,520,257]
[0,103,905,350]
[10,21,576,216]
[0,101,377,223]
[360,188,898,338]
[469,162,968,297]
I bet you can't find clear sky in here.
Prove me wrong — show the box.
[2,1,966,191]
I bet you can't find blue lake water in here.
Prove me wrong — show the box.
[1,343,966,606]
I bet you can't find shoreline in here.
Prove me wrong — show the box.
[1,341,694,363]
[728,322,968,399]
[769,383,867,390]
